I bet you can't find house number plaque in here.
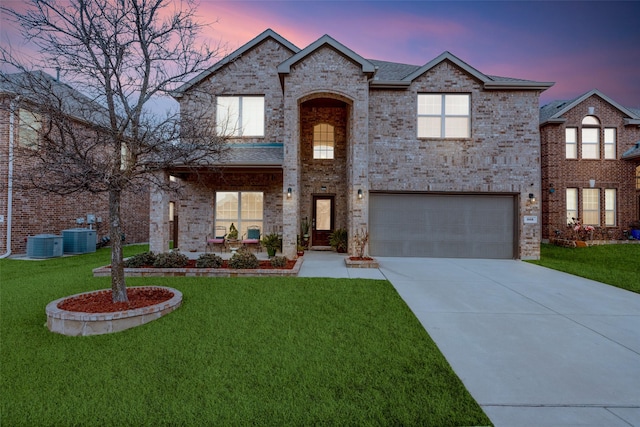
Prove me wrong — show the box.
[524,216,538,224]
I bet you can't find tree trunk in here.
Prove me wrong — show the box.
[110,189,128,303]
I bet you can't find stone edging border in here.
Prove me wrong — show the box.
[344,256,379,268]
[92,257,303,277]
[46,286,182,336]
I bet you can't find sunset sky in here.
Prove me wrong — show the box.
[2,0,639,108]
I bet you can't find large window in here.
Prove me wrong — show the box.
[605,189,616,226]
[417,94,470,138]
[18,109,41,149]
[565,128,577,159]
[215,192,263,238]
[581,116,600,159]
[216,96,264,137]
[313,123,334,159]
[582,188,600,226]
[566,188,578,225]
[604,128,616,159]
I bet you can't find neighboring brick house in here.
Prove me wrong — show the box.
[150,29,553,259]
[0,71,149,256]
[539,89,640,241]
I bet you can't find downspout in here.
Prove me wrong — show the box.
[1,96,20,258]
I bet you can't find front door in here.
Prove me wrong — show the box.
[312,195,334,246]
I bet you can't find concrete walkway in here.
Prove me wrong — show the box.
[299,252,640,427]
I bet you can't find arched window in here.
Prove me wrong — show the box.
[581,115,600,159]
[313,123,334,159]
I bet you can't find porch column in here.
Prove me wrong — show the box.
[149,172,170,253]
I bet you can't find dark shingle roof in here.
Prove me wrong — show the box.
[220,143,283,167]
[368,59,420,81]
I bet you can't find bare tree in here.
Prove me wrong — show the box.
[1,0,227,302]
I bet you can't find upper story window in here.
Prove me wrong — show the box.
[417,94,470,139]
[313,123,334,159]
[216,96,264,137]
[604,128,616,159]
[565,128,577,159]
[18,109,42,149]
[581,115,600,159]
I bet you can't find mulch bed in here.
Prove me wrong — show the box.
[124,259,297,269]
[58,287,174,313]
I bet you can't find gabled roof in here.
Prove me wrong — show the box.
[369,51,554,90]
[539,89,640,126]
[0,71,111,127]
[277,34,376,82]
[172,29,300,98]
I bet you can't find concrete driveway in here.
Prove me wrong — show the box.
[377,257,640,427]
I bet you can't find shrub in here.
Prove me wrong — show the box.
[123,251,157,268]
[153,252,189,268]
[196,253,223,268]
[228,249,259,269]
[270,256,288,268]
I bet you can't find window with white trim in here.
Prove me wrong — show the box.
[582,188,600,225]
[605,189,616,226]
[18,109,41,149]
[566,188,578,225]
[581,115,600,159]
[604,128,616,159]
[313,123,334,159]
[417,94,470,138]
[565,127,577,159]
[216,96,264,137]
[215,191,263,238]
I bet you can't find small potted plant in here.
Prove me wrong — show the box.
[329,228,348,253]
[227,223,238,241]
[300,217,310,247]
[630,221,640,240]
[261,233,280,257]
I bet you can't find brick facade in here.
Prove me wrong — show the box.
[0,95,149,255]
[540,92,640,240]
[152,29,551,259]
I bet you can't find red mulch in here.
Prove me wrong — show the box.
[58,288,174,313]
[120,259,297,269]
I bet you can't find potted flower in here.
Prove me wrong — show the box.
[329,228,348,253]
[261,233,280,257]
[300,217,310,248]
[227,223,238,241]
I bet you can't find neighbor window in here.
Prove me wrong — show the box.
[216,96,264,137]
[18,109,41,149]
[215,191,263,238]
[566,188,578,225]
[636,166,640,190]
[582,188,600,226]
[605,189,616,226]
[581,115,600,159]
[313,123,334,159]
[604,128,616,159]
[417,94,470,138]
[565,127,577,159]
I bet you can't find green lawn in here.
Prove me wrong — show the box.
[529,243,640,294]
[0,246,491,426]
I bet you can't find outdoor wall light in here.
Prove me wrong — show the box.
[357,189,363,199]
[528,193,536,203]
[287,187,292,198]
[589,179,596,188]
[549,183,555,194]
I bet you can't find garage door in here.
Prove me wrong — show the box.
[369,193,516,259]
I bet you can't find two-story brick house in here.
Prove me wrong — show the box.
[539,89,640,241]
[149,29,553,260]
[0,71,149,256]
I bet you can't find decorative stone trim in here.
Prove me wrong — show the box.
[46,286,182,336]
[92,257,303,278]
[344,256,379,268]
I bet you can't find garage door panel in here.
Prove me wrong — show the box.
[369,194,515,259]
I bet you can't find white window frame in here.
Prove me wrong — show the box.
[604,128,616,159]
[582,188,600,226]
[18,109,42,149]
[216,96,264,137]
[313,123,335,159]
[605,189,616,226]
[215,191,264,238]
[566,188,578,225]
[581,115,600,159]
[417,94,470,139]
[565,127,577,159]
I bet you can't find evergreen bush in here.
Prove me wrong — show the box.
[153,252,189,268]
[228,249,259,269]
[123,251,157,268]
[196,253,224,268]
